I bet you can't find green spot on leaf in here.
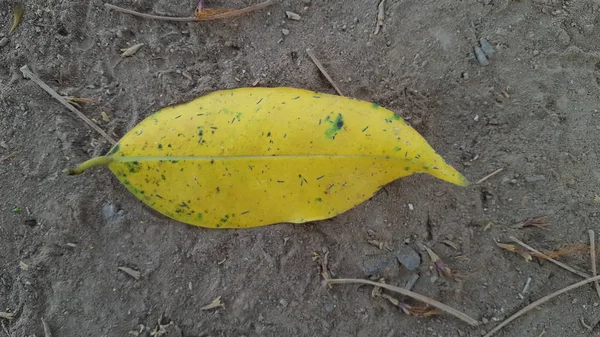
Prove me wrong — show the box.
[325,113,344,139]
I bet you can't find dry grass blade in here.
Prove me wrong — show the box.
[20,65,117,145]
[509,236,590,278]
[105,0,273,22]
[41,318,52,337]
[9,2,25,34]
[306,49,344,96]
[483,274,600,337]
[588,230,600,300]
[475,168,504,184]
[320,251,331,280]
[0,151,19,164]
[121,43,144,57]
[118,266,141,280]
[326,278,479,326]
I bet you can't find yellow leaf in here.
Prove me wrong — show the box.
[67,87,468,228]
[9,2,24,34]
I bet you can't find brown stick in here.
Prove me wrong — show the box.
[104,0,274,22]
[306,49,345,96]
[483,274,600,337]
[326,278,479,326]
[20,65,117,145]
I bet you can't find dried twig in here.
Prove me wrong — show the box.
[483,274,600,337]
[306,49,344,96]
[326,278,478,326]
[509,236,590,278]
[475,168,503,184]
[374,0,385,34]
[20,65,117,145]
[105,0,274,22]
[588,230,600,300]
[41,318,52,337]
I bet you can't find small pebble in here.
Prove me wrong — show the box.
[324,303,334,313]
[462,72,470,80]
[482,317,489,324]
[408,203,414,211]
[285,11,301,20]
[0,37,9,48]
[281,28,290,36]
[479,38,495,56]
[395,246,421,270]
[279,299,288,307]
[474,46,489,66]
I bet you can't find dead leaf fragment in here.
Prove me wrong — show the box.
[424,245,453,277]
[367,239,385,250]
[0,312,14,320]
[101,111,111,122]
[19,261,29,271]
[121,43,145,57]
[496,242,533,262]
[200,296,224,310]
[10,2,25,34]
[512,216,550,229]
[118,266,141,280]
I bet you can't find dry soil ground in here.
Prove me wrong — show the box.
[1,0,600,336]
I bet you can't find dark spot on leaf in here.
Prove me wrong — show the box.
[107,144,120,155]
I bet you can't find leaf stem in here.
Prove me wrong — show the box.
[65,156,114,175]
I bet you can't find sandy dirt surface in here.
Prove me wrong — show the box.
[1,0,600,336]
